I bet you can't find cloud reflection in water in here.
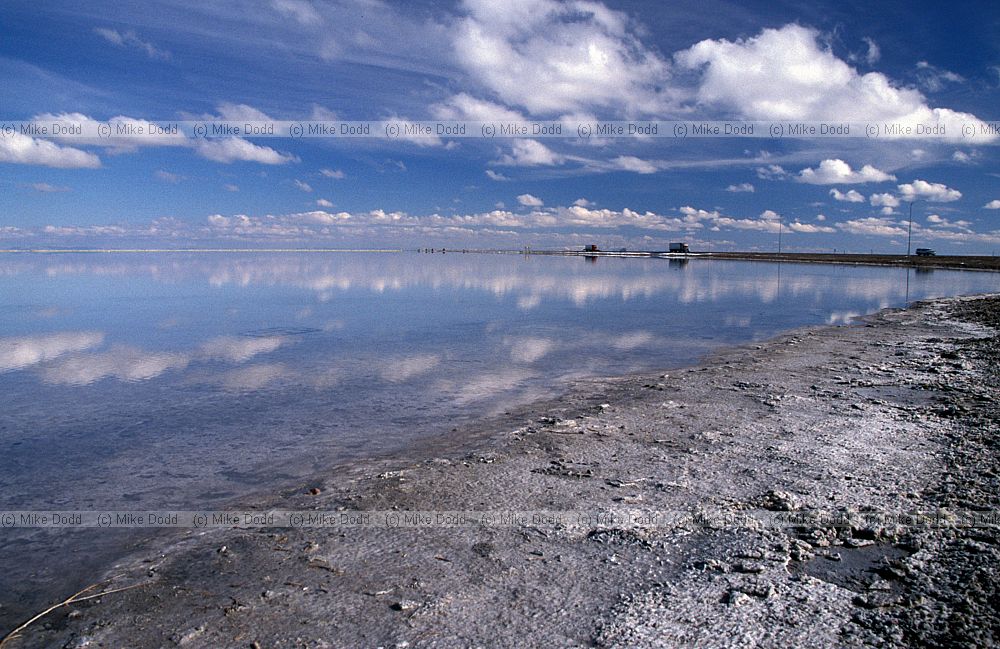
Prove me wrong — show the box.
[36,335,291,386]
[0,332,105,372]
[0,253,994,403]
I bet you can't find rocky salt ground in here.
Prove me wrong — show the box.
[6,295,999,649]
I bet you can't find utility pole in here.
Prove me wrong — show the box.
[777,216,783,254]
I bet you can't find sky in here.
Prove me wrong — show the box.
[1,0,999,252]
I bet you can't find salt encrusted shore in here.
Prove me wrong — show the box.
[7,294,1000,649]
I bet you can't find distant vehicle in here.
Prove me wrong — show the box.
[584,244,599,252]
[669,242,690,253]
[915,248,936,257]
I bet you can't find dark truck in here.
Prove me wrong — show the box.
[915,248,936,257]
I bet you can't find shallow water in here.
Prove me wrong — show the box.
[0,251,996,627]
[1,252,997,510]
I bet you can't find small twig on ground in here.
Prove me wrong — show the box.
[0,575,147,648]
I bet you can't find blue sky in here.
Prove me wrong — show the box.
[1,0,999,252]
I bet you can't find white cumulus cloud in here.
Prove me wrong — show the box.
[869,194,898,209]
[35,109,296,165]
[798,159,895,185]
[870,192,900,208]
[836,217,907,237]
[0,132,101,169]
[926,214,972,232]
[675,24,990,139]
[496,139,563,166]
[194,138,297,165]
[612,156,659,174]
[830,188,865,202]
[897,180,962,202]
[756,165,788,180]
[788,222,836,233]
[452,0,670,116]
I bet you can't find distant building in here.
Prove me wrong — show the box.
[669,242,690,253]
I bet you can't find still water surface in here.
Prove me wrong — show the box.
[2,251,998,509]
[0,251,996,626]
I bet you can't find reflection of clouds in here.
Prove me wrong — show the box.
[379,354,441,382]
[506,337,554,363]
[34,335,290,386]
[182,362,339,391]
[40,345,190,385]
[307,277,353,293]
[2,254,988,310]
[216,363,290,391]
[517,294,541,310]
[673,268,914,306]
[481,273,670,306]
[0,332,104,372]
[5,255,685,305]
[611,331,655,351]
[436,369,538,405]
[198,336,286,363]
[4,255,994,397]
